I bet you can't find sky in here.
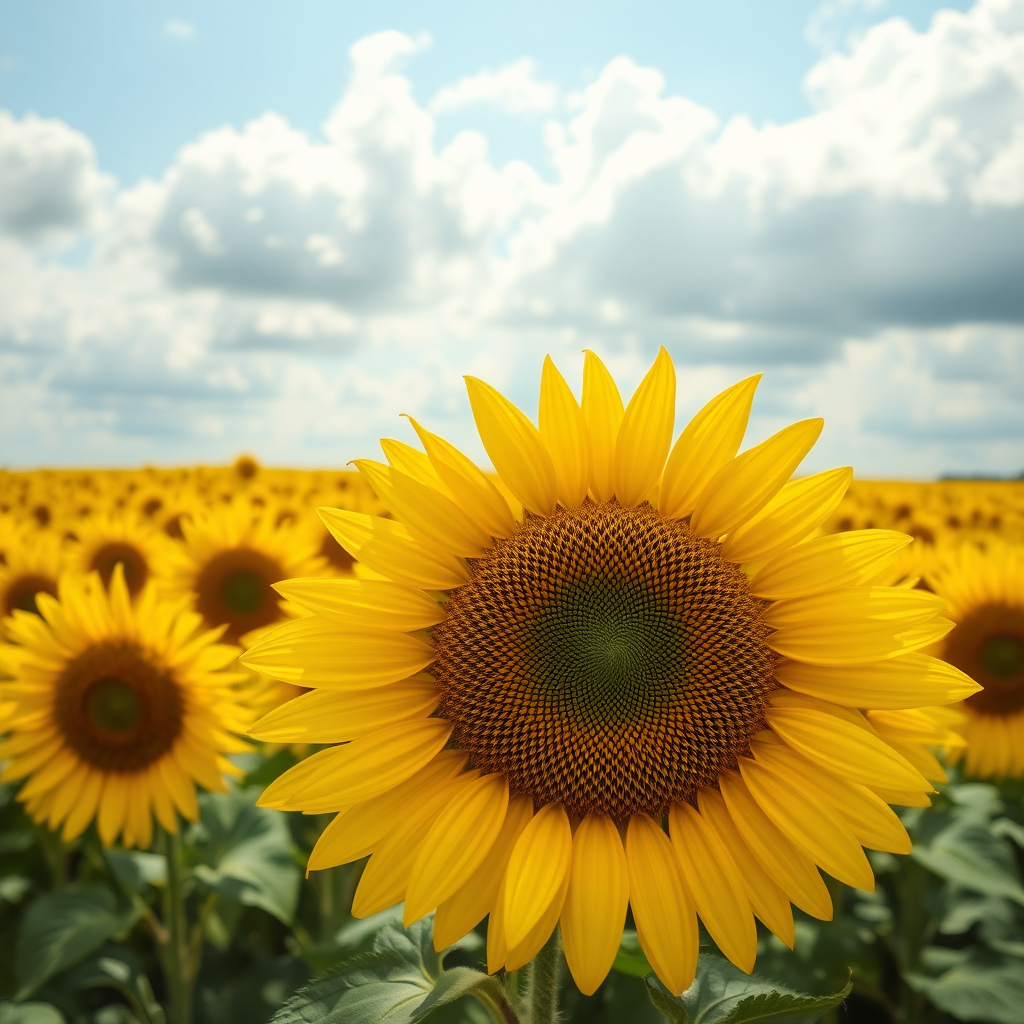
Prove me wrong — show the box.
[0,0,1022,478]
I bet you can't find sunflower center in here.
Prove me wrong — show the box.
[194,547,283,642]
[91,542,149,597]
[945,604,1024,715]
[85,679,144,738]
[4,574,58,617]
[55,641,184,771]
[431,501,776,820]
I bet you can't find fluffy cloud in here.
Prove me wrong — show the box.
[0,112,113,242]
[1,0,1022,475]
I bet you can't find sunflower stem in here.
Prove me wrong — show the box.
[523,926,562,1024]
[161,826,192,1024]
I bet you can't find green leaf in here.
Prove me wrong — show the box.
[645,950,851,1024]
[912,817,1024,906]
[614,930,654,978]
[271,916,493,1024]
[907,957,1024,1024]
[103,849,166,890]
[15,885,137,1000]
[192,788,300,924]
[0,1004,65,1024]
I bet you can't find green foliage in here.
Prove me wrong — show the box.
[15,887,138,1000]
[191,789,300,925]
[270,917,507,1024]
[644,951,850,1024]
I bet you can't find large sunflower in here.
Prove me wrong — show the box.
[927,541,1024,779]
[0,567,250,848]
[243,350,976,996]
[163,498,326,645]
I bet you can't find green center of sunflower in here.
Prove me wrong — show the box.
[980,634,1024,681]
[194,548,283,643]
[222,569,266,613]
[55,641,184,771]
[432,501,776,821]
[85,678,144,737]
[525,578,689,723]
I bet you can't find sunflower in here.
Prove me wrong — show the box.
[0,529,66,634]
[163,498,325,645]
[926,542,1024,779]
[67,511,173,599]
[0,566,250,848]
[242,349,975,997]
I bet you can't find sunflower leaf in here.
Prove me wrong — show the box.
[906,954,1024,1024]
[645,949,851,1024]
[14,885,138,1000]
[270,917,498,1024]
[0,1003,66,1024]
[192,788,300,924]
[912,816,1024,906]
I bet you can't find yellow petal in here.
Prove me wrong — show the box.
[248,679,439,743]
[776,652,979,710]
[259,718,453,811]
[308,751,468,868]
[719,771,832,920]
[318,508,468,590]
[669,802,757,973]
[502,802,572,950]
[465,376,557,516]
[807,767,912,855]
[539,355,590,509]
[240,616,434,687]
[406,416,516,538]
[690,419,823,539]
[98,774,128,846]
[61,770,105,842]
[380,438,447,491]
[766,704,932,792]
[740,749,875,891]
[561,813,630,996]
[582,350,624,502]
[434,794,533,951]
[613,347,676,508]
[750,531,912,600]
[659,374,761,519]
[352,773,478,918]
[404,774,510,925]
[273,578,444,631]
[719,467,852,564]
[764,586,946,629]
[697,788,794,948]
[625,814,698,997]
[355,459,492,558]
[504,871,571,971]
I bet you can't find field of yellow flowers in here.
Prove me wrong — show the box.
[1,448,1023,1024]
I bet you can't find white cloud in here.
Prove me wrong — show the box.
[0,111,113,243]
[1,1,1023,475]
[164,19,197,41]
[430,59,559,115]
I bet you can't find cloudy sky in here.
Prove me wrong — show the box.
[1,0,1022,477]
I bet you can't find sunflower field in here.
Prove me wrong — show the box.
[2,352,1024,1024]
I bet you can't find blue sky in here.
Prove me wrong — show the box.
[0,0,1021,476]
[2,1,969,181]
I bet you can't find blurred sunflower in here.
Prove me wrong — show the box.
[244,349,976,997]
[928,542,1024,778]
[0,529,65,630]
[0,567,250,848]
[164,498,325,645]
[68,511,173,598]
